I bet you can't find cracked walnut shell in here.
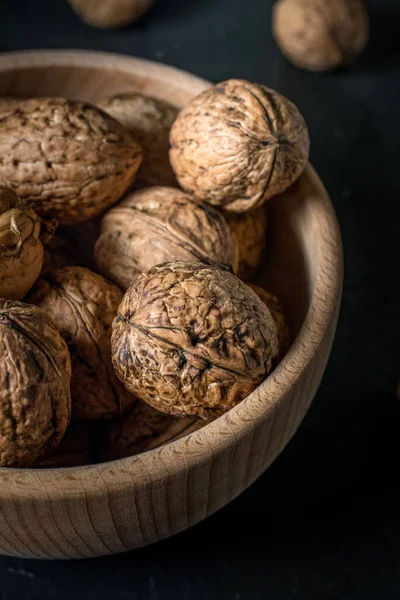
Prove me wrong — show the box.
[95,186,239,290]
[0,300,72,467]
[68,0,154,29]
[272,0,369,72]
[169,79,310,212]
[248,284,291,359]
[225,206,267,281]
[111,261,279,419]
[97,93,178,188]
[28,266,136,420]
[0,97,142,224]
[0,186,44,301]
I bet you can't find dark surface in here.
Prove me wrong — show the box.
[1,0,400,598]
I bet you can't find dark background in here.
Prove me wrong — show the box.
[1,0,400,598]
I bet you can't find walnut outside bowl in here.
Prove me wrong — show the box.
[0,50,343,560]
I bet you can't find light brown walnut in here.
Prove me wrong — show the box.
[27,266,135,420]
[248,284,291,359]
[0,186,44,300]
[0,300,72,467]
[98,93,178,188]
[95,186,239,290]
[32,421,91,468]
[68,0,154,29]
[170,79,309,212]
[0,97,142,224]
[112,261,279,419]
[225,206,267,281]
[272,0,369,72]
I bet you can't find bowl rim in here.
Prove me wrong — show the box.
[0,50,343,494]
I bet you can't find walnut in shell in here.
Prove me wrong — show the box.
[0,97,142,224]
[95,186,239,290]
[170,79,310,212]
[112,261,279,419]
[32,421,91,468]
[225,206,267,281]
[248,284,291,359]
[68,0,154,28]
[272,0,369,72]
[0,300,71,467]
[97,93,178,188]
[27,266,135,420]
[0,186,44,300]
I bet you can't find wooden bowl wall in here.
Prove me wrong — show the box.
[0,50,343,559]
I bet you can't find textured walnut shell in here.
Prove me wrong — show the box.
[27,266,135,420]
[272,0,369,72]
[225,206,267,281]
[95,186,239,290]
[170,79,310,212]
[112,261,279,419]
[68,0,154,28]
[0,186,44,300]
[97,93,178,188]
[248,284,291,359]
[32,421,91,468]
[102,401,198,461]
[0,300,72,467]
[0,97,142,224]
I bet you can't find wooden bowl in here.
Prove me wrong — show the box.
[0,50,343,559]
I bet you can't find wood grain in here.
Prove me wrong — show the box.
[0,50,343,559]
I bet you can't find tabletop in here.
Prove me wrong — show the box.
[1,0,400,598]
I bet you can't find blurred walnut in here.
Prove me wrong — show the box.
[0,97,22,113]
[68,0,154,28]
[225,206,267,281]
[95,186,239,290]
[33,421,91,468]
[248,284,291,359]
[0,186,44,300]
[112,261,279,419]
[0,300,71,467]
[28,266,135,420]
[0,97,142,224]
[272,0,369,72]
[170,79,309,212]
[98,93,178,188]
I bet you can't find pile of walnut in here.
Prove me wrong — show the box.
[0,79,309,468]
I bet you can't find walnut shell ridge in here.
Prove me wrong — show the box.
[248,284,291,359]
[112,261,279,419]
[28,266,136,420]
[0,300,72,467]
[272,0,369,72]
[170,79,310,212]
[225,206,267,281]
[68,0,154,29]
[0,97,142,224]
[95,186,239,290]
[98,93,178,188]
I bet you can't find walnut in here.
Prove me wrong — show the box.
[101,401,198,461]
[170,79,309,213]
[248,284,291,359]
[98,93,178,188]
[0,186,44,300]
[0,97,142,224]
[225,206,267,281]
[68,0,154,28]
[95,186,239,290]
[32,421,91,468]
[27,266,135,420]
[112,261,279,419]
[0,300,71,467]
[272,0,369,72]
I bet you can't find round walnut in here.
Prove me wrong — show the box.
[225,206,268,281]
[68,0,154,29]
[0,300,71,467]
[169,79,310,212]
[112,261,279,419]
[0,186,44,301]
[27,266,135,420]
[32,421,91,468]
[0,97,142,224]
[97,93,178,188]
[272,0,369,72]
[248,284,291,359]
[95,186,239,290]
